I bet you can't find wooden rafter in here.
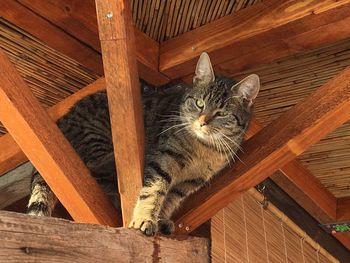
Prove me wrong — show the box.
[246,119,337,223]
[159,0,350,79]
[0,0,169,86]
[174,66,350,234]
[0,52,118,226]
[95,0,143,226]
[337,197,350,221]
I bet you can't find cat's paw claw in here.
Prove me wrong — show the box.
[141,220,158,236]
[129,218,158,236]
[158,219,175,235]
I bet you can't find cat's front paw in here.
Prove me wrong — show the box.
[158,219,175,235]
[129,218,158,236]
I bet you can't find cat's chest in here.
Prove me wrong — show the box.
[181,142,227,181]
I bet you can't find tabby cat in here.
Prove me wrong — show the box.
[27,52,260,236]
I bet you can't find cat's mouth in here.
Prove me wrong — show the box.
[191,119,211,140]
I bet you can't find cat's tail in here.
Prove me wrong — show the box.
[27,169,57,216]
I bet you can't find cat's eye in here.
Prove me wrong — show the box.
[196,99,205,108]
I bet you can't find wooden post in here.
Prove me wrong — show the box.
[95,0,144,226]
[0,211,209,263]
[0,50,119,227]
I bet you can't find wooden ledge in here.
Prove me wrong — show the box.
[0,211,209,263]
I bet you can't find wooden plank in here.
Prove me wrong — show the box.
[0,211,209,263]
[336,197,350,221]
[245,119,337,223]
[260,179,350,261]
[10,0,169,86]
[174,66,350,234]
[95,0,144,226]
[159,0,350,79]
[0,77,106,176]
[0,162,32,209]
[0,50,118,226]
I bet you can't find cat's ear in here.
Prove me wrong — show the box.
[233,74,260,106]
[193,52,215,86]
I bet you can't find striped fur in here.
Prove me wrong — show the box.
[28,53,260,236]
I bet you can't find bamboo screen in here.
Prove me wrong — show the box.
[211,189,338,263]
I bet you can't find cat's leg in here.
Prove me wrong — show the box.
[158,177,206,235]
[27,170,57,216]
[129,162,173,236]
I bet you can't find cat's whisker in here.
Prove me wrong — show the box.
[158,122,190,136]
[220,135,245,165]
[215,129,244,153]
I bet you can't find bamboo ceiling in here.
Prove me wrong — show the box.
[234,38,350,198]
[131,0,262,42]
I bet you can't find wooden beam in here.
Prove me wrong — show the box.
[174,66,350,234]
[160,0,350,79]
[95,0,144,226]
[0,51,118,226]
[260,179,350,261]
[4,0,169,85]
[0,77,106,176]
[245,119,337,223]
[336,197,350,221]
[0,211,209,262]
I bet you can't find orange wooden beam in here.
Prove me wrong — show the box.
[160,0,350,79]
[336,197,350,221]
[95,0,143,226]
[1,0,169,86]
[174,66,350,234]
[0,52,118,226]
[245,119,337,223]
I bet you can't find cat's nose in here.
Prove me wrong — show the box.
[198,115,207,127]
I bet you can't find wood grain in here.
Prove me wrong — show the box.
[336,197,350,221]
[174,66,350,234]
[0,77,106,176]
[13,0,169,86]
[246,118,337,223]
[0,50,118,226]
[160,0,350,79]
[0,211,209,263]
[95,0,144,226]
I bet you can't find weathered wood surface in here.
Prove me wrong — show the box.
[0,163,32,209]
[3,0,169,85]
[246,119,337,224]
[0,211,209,263]
[160,0,350,79]
[0,51,118,226]
[95,0,143,226]
[174,66,350,234]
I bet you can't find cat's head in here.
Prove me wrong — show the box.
[180,52,260,154]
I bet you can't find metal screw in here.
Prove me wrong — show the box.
[178,223,183,228]
[106,11,113,19]
[185,226,190,231]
